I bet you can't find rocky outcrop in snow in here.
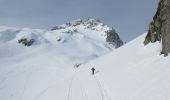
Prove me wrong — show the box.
[144,0,170,56]
[18,38,35,46]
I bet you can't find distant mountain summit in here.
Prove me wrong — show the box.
[51,19,123,48]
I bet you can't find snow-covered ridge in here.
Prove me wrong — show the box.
[51,19,123,48]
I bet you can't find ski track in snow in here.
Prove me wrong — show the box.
[94,76,105,100]
[33,85,52,100]
[66,68,112,100]
[0,62,112,100]
[78,78,89,100]
[94,75,112,100]
[67,74,75,100]
[19,72,33,100]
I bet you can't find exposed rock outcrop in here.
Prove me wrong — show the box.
[144,0,170,56]
[18,38,35,46]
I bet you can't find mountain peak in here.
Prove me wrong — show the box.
[51,19,123,48]
[51,18,111,31]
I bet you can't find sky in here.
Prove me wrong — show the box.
[0,0,159,42]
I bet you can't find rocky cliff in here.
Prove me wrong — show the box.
[144,0,170,56]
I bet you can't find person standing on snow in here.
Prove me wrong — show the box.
[91,67,95,75]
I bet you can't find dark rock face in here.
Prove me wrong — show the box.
[144,0,170,56]
[106,29,123,48]
[18,38,35,46]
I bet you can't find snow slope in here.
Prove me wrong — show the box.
[79,33,170,100]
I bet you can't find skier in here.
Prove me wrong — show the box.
[91,67,95,75]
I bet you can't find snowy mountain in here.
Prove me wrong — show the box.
[0,19,123,100]
[0,18,170,100]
